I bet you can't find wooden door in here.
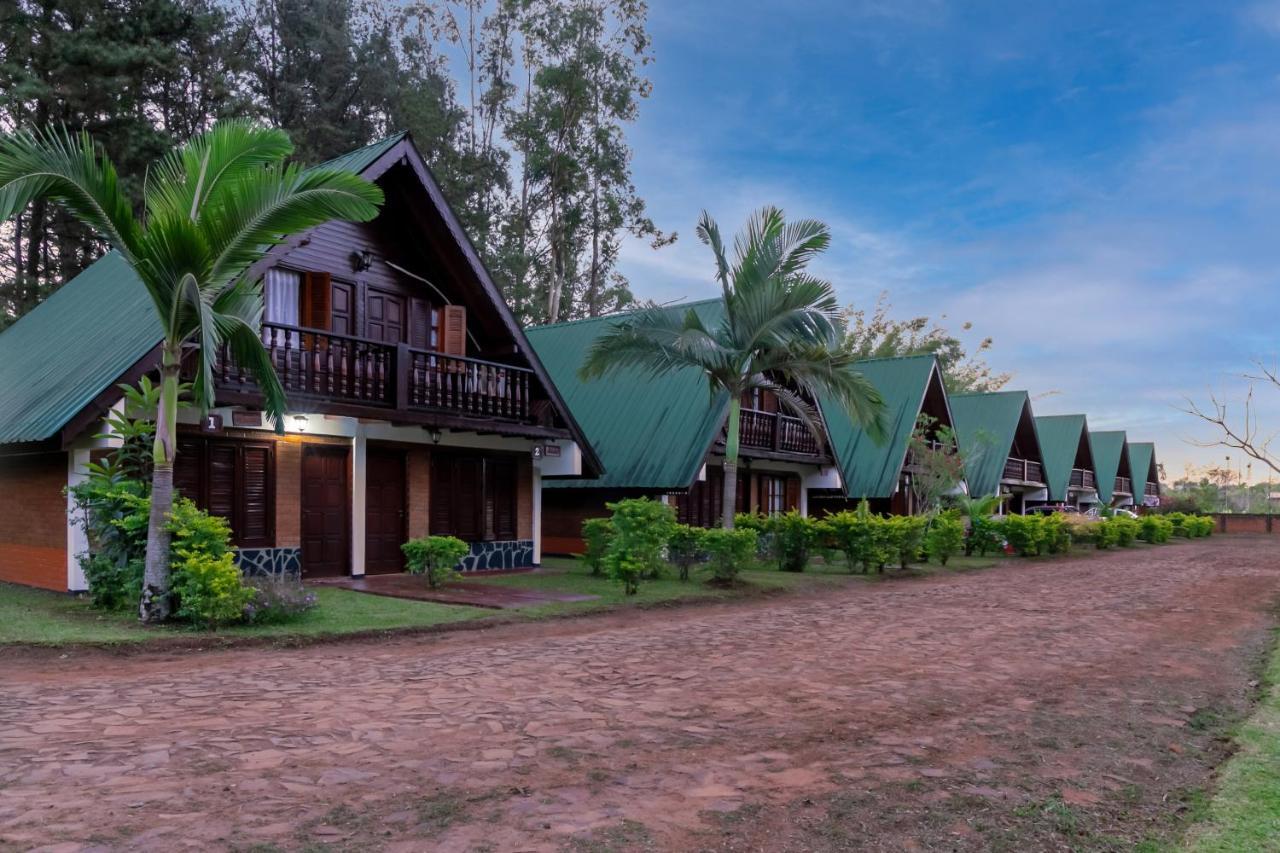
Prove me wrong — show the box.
[301,446,349,578]
[365,448,406,574]
[330,281,355,336]
[366,288,406,343]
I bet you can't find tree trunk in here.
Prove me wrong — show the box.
[721,399,741,529]
[139,345,181,623]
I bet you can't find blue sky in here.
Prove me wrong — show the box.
[616,0,1280,481]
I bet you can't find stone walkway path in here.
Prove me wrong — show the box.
[1,538,1277,851]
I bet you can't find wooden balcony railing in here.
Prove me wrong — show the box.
[1114,476,1132,495]
[1002,456,1044,483]
[1069,468,1096,489]
[211,322,536,422]
[735,408,821,455]
[1144,481,1159,496]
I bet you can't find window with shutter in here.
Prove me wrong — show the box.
[487,458,518,540]
[442,305,466,356]
[175,436,274,548]
[429,453,520,542]
[301,271,332,331]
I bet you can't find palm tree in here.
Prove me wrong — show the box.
[581,206,886,528]
[0,121,383,622]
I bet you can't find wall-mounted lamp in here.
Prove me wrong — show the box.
[351,249,375,272]
[293,414,308,433]
[428,428,442,445]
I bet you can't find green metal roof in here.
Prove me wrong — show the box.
[527,300,729,490]
[1035,414,1093,502]
[950,391,1039,498]
[1089,430,1130,503]
[0,134,409,447]
[822,354,942,500]
[1128,442,1158,494]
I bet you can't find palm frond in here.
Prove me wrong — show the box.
[147,120,294,224]
[749,378,829,451]
[204,164,384,287]
[694,210,732,297]
[0,126,141,260]
[215,314,288,431]
[754,347,887,442]
[579,306,732,381]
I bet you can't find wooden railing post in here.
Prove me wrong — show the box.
[394,342,410,409]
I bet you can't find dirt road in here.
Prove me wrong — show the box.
[2,538,1277,851]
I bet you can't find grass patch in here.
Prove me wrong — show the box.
[0,583,486,646]
[1182,631,1280,852]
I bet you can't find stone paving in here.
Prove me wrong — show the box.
[1,537,1277,851]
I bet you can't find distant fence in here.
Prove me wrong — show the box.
[1212,514,1277,535]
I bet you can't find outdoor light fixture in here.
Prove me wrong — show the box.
[293,414,308,433]
[351,249,375,272]
[428,428,442,445]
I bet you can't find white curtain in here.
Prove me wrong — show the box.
[263,269,301,349]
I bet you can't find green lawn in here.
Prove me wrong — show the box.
[0,550,1015,647]
[1182,631,1280,852]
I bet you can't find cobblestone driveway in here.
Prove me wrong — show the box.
[2,538,1278,851]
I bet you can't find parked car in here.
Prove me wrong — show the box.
[1026,504,1080,515]
[1110,508,1139,519]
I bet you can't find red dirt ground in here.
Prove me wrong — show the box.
[1,537,1277,852]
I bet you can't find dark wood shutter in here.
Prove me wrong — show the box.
[430,453,454,535]
[409,297,431,349]
[207,442,237,523]
[239,444,273,545]
[454,457,482,539]
[174,439,204,504]
[301,272,332,331]
[442,305,467,356]
[487,458,518,540]
[785,475,801,512]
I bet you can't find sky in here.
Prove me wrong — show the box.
[614,0,1280,483]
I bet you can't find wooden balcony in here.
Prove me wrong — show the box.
[1144,481,1159,497]
[1114,476,1132,495]
[735,408,821,455]
[212,322,536,423]
[1069,468,1096,489]
[1002,456,1044,484]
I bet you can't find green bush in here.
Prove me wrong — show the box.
[1139,515,1174,544]
[667,524,706,581]
[1191,515,1215,537]
[402,535,470,588]
[770,511,819,572]
[1165,512,1192,537]
[924,512,965,566]
[823,501,885,574]
[168,498,255,627]
[69,476,150,610]
[604,498,676,595]
[1110,517,1139,547]
[243,578,318,624]
[885,515,928,569]
[1002,514,1045,557]
[1094,518,1119,549]
[581,517,614,576]
[701,527,757,584]
[1040,514,1072,555]
[967,514,1006,557]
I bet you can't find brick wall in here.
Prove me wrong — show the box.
[0,452,68,591]
[407,448,430,538]
[1213,514,1275,534]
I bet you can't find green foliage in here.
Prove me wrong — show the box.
[885,515,928,569]
[1040,514,1072,555]
[604,498,676,595]
[1109,517,1140,547]
[770,511,820,572]
[823,501,886,574]
[581,517,614,577]
[666,524,706,582]
[243,578,318,625]
[968,514,1006,557]
[167,498,253,628]
[701,527,758,584]
[1139,515,1175,544]
[1094,518,1120,549]
[924,512,965,566]
[1163,511,1214,538]
[1001,513,1046,557]
[402,536,470,589]
[907,415,966,514]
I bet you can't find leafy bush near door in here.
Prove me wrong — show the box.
[580,518,614,576]
[923,513,965,566]
[666,524,706,581]
[701,527,758,584]
[402,535,470,588]
[604,498,676,595]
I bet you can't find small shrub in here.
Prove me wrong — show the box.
[924,512,965,566]
[171,550,254,628]
[771,511,819,572]
[886,515,928,569]
[1094,518,1119,549]
[402,535,470,588]
[967,514,1005,557]
[243,578,318,624]
[581,517,614,576]
[1062,515,1098,547]
[1110,517,1139,547]
[1139,515,1174,544]
[667,524,706,581]
[823,501,885,573]
[1040,514,1072,555]
[69,477,150,611]
[604,498,676,595]
[702,527,757,584]
[1002,514,1045,557]
[1165,512,1191,537]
